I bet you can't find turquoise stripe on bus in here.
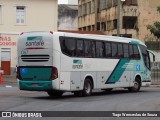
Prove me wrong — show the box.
[105,59,130,84]
[19,80,53,91]
[130,40,140,45]
[27,36,42,41]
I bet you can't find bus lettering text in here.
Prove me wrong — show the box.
[72,65,83,69]
[26,40,44,46]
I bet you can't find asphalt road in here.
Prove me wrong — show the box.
[0,84,160,120]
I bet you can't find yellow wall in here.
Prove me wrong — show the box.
[0,0,57,32]
[0,0,58,75]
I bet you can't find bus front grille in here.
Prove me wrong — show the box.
[21,55,50,62]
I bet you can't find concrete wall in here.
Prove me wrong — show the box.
[58,5,78,30]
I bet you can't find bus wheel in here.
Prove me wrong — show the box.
[47,91,63,97]
[82,78,92,96]
[128,77,141,92]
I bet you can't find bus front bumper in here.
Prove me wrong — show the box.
[18,80,53,91]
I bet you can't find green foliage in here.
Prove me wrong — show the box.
[147,6,160,39]
[157,6,160,13]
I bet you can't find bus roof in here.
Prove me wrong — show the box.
[57,32,146,47]
[20,31,146,47]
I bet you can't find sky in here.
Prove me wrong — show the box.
[58,0,68,4]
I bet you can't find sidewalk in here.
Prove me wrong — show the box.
[2,75,18,84]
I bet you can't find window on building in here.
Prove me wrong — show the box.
[92,25,95,31]
[91,0,95,13]
[97,22,100,30]
[123,0,138,6]
[113,19,117,29]
[107,21,112,30]
[87,2,91,14]
[16,6,26,24]
[83,27,86,31]
[113,0,118,7]
[82,4,87,16]
[78,5,82,16]
[101,22,106,31]
[107,0,112,8]
[79,28,82,31]
[123,16,138,29]
[87,26,91,31]
[100,0,106,10]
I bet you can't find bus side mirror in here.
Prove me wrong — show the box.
[153,54,155,62]
[148,50,155,62]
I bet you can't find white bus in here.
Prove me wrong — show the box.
[17,31,154,97]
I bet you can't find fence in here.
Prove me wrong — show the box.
[151,62,160,85]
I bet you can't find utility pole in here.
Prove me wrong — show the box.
[117,0,123,36]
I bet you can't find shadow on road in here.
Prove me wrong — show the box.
[32,89,148,101]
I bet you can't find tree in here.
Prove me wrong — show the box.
[147,6,160,39]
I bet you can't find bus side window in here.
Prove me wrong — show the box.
[133,45,140,60]
[118,43,123,58]
[91,41,96,58]
[105,42,112,58]
[140,45,150,69]
[123,44,129,59]
[129,44,134,59]
[77,39,84,57]
[84,40,92,58]
[96,41,105,58]
[112,43,118,58]
[63,37,76,57]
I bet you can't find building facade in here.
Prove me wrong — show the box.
[0,0,58,75]
[58,4,78,30]
[68,0,78,5]
[78,0,160,42]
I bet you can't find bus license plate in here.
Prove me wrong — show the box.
[32,84,39,87]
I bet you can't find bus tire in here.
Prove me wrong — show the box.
[47,91,63,97]
[82,78,93,97]
[128,77,141,92]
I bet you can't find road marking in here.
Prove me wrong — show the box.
[5,85,13,88]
